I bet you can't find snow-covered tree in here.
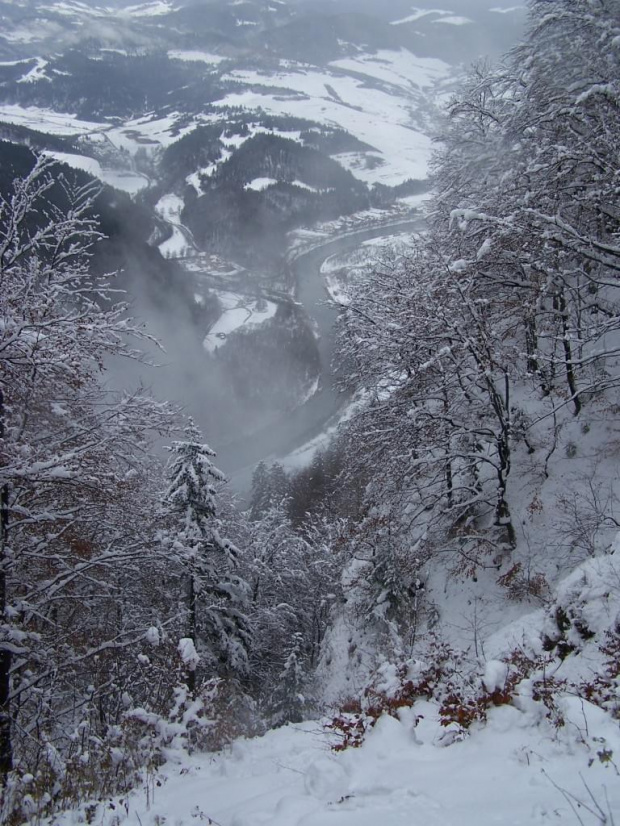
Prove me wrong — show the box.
[0,157,178,797]
[336,0,620,594]
[269,633,305,726]
[249,461,289,521]
[161,421,250,684]
[233,502,343,706]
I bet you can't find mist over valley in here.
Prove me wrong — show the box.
[0,0,525,474]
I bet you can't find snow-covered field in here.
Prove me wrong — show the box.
[45,150,150,194]
[320,232,416,304]
[203,292,278,353]
[215,51,451,185]
[0,103,104,136]
[45,545,620,826]
[0,47,452,196]
[0,104,196,153]
[168,50,227,64]
[287,200,427,260]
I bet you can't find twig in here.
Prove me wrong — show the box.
[543,769,613,825]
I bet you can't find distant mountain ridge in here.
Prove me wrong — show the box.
[0,0,525,63]
[0,0,526,267]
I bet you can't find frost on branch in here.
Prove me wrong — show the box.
[0,155,179,818]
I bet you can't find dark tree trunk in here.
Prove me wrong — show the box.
[187,575,197,695]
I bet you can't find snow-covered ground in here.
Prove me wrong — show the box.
[0,103,104,136]
[168,50,227,64]
[45,150,150,194]
[244,177,279,192]
[321,232,417,304]
[51,687,620,826]
[434,15,472,25]
[203,292,278,353]
[287,200,427,260]
[0,49,451,194]
[215,52,451,185]
[329,49,450,94]
[82,548,620,823]
[391,8,454,25]
[17,57,49,83]
[155,193,194,258]
[0,104,197,154]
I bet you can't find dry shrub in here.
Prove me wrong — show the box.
[326,637,464,751]
[439,649,565,734]
[326,641,569,752]
[497,562,550,602]
[579,631,620,720]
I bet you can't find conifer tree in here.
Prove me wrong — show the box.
[162,422,250,682]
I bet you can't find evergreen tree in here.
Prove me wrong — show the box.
[249,461,270,521]
[249,461,289,521]
[162,421,250,683]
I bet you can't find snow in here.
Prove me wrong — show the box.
[145,626,161,646]
[0,104,103,137]
[397,192,433,211]
[490,6,523,13]
[177,638,199,669]
[244,178,325,193]
[119,1,177,17]
[330,49,450,92]
[17,57,49,84]
[167,50,226,64]
[390,8,451,25]
[97,168,150,194]
[292,180,324,192]
[51,695,620,826]
[48,1,106,18]
[44,151,103,178]
[155,194,192,258]
[48,0,175,17]
[0,104,194,156]
[481,660,509,692]
[476,237,493,260]
[0,26,56,44]
[44,151,150,194]
[433,15,472,25]
[320,229,417,305]
[245,177,278,191]
[186,152,231,193]
[214,55,450,185]
[203,293,278,352]
[155,193,185,224]
[106,113,198,152]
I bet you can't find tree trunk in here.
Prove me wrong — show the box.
[187,575,197,695]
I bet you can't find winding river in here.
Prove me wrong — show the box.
[217,217,423,476]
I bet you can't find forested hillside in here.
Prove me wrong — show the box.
[1,0,620,824]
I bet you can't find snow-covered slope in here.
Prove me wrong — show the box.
[49,670,620,826]
[50,710,618,826]
[39,549,620,826]
[215,52,450,185]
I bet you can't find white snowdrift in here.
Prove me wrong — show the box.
[52,697,620,826]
